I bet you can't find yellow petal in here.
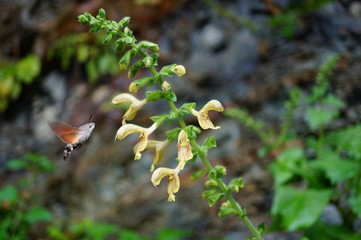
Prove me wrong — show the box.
[197,111,220,130]
[112,93,139,105]
[194,100,224,130]
[151,167,176,186]
[115,124,147,141]
[123,99,147,123]
[201,100,224,113]
[177,130,193,162]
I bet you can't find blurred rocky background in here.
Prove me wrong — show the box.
[1,0,361,239]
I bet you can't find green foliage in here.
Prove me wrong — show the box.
[47,32,120,83]
[228,54,361,238]
[269,0,337,39]
[47,218,190,240]
[0,154,55,240]
[271,186,332,230]
[7,152,57,173]
[0,54,41,111]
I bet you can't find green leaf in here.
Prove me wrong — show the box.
[139,41,159,52]
[86,59,98,83]
[128,60,145,78]
[271,186,332,231]
[164,91,177,102]
[323,94,345,109]
[16,54,41,84]
[118,49,136,70]
[119,229,147,240]
[208,167,224,180]
[89,25,101,33]
[269,147,305,186]
[305,106,338,130]
[166,128,181,142]
[325,124,361,158]
[185,125,201,140]
[190,168,207,181]
[0,185,18,203]
[218,204,235,217]
[206,192,225,207]
[310,150,358,183]
[10,82,21,100]
[159,64,177,78]
[179,102,196,116]
[203,136,217,151]
[129,77,153,92]
[24,206,53,224]
[103,32,115,44]
[228,177,244,192]
[146,90,165,102]
[156,228,190,240]
[118,17,130,28]
[150,114,168,127]
[98,8,106,19]
[349,194,361,219]
[6,158,27,170]
[257,223,266,235]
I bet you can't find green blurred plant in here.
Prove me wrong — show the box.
[47,218,190,240]
[78,9,265,240]
[226,54,361,239]
[0,54,41,112]
[0,153,56,240]
[47,32,121,83]
[269,0,336,39]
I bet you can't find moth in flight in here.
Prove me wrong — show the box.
[48,121,95,160]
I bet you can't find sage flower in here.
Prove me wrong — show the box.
[177,130,193,170]
[133,139,169,171]
[115,123,157,160]
[151,167,180,202]
[191,100,224,130]
[112,93,147,124]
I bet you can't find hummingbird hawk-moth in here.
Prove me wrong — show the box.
[48,121,95,160]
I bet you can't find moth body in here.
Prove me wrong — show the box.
[48,121,95,160]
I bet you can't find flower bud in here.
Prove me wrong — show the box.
[161,81,171,92]
[172,65,186,77]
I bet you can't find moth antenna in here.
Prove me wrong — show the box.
[88,115,93,123]
[93,113,120,125]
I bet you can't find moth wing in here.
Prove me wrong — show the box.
[59,132,80,145]
[48,121,79,144]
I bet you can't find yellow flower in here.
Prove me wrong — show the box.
[151,167,180,202]
[112,93,147,125]
[177,130,193,170]
[115,123,157,160]
[172,65,186,77]
[191,100,224,130]
[133,140,169,171]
